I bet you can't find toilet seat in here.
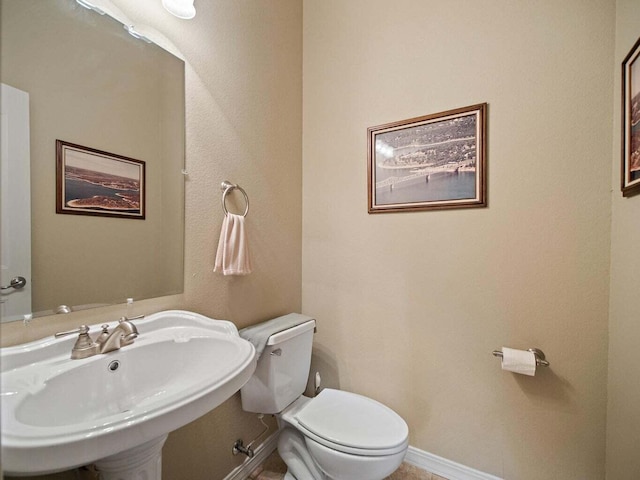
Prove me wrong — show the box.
[293,389,408,457]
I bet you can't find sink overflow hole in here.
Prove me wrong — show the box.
[108,360,121,372]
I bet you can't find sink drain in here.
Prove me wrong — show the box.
[108,360,121,372]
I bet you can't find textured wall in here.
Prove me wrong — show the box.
[302,1,614,479]
[1,0,302,479]
[606,0,640,478]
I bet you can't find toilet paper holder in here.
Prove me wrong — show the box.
[492,348,550,367]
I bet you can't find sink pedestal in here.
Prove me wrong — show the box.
[94,435,168,480]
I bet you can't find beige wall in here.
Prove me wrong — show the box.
[0,0,184,314]
[302,1,614,479]
[1,0,302,479]
[607,0,640,478]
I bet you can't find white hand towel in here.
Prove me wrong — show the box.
[214,213,252,275]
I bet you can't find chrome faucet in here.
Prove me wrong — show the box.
[55,315,143,359]
[99,316,140,353]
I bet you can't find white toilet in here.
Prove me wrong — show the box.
[240,315,409,480]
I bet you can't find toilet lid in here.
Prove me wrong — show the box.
[295,389,408,451]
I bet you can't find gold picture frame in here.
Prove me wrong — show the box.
[368,103,487,213]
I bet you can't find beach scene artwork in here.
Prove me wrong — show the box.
[57,141,145,219]
[628,46,640,182]
[623,37,640,197]
[368,104,486,213]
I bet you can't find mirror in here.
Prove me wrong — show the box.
[0,0,185,322]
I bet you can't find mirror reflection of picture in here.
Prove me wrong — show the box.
[56,140,145,219]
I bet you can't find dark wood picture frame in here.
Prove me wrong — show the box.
[622,36,640,198]
[56,140,146,219]
[368,103,487,213]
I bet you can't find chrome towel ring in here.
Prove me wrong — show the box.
[220,180,249,217]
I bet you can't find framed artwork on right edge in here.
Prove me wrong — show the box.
[621,36,640,198]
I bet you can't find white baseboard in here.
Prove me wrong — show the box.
[404,446,503,480]
[222,432,280,480]
[222,435,501,480]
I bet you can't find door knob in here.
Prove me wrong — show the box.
[1,276,27,290]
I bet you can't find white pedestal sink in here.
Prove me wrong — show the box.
[1,310,257,479]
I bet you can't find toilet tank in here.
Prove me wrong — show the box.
[240,319,316,414]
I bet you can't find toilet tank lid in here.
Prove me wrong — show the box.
[266,317,315,346]
[240,314,315,359]
[295,389,408,451]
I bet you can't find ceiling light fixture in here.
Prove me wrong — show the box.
[162,0,196,19]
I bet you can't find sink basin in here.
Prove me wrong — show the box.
[1,310,256,476]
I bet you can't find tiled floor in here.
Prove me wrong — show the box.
[248,450,449,480]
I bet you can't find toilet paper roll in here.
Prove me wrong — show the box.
[501,347,536,376]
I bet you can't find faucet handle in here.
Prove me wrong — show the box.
[120,314,144,321]
[96,324,111,344]
[54,325,90,338]
[54,325,98,359]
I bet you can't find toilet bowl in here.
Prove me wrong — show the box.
[278,390,408,480]
[239,315,409,480]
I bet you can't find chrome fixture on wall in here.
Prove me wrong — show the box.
[232,414,270,458]
[75,0,105,15]
[221,180,250,217]
[492,348,550,367]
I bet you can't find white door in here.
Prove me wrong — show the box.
[1,83,32,322]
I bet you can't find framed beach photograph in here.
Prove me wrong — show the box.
[367,103,487,213]
[56,140,145,219]
[622,36,640,198]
